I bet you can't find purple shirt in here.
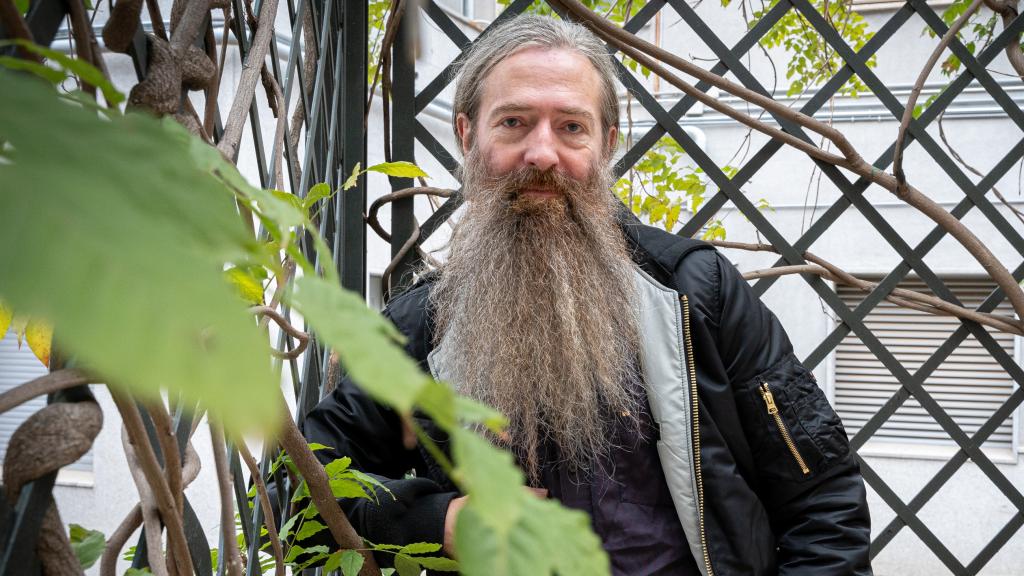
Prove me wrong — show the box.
[538,376,701,575]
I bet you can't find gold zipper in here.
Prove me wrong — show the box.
[681,295,714,576]
[758,381,810,475]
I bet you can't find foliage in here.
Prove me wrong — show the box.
[925,0,1001,76]
[615,136,740,233]
[498,0,648,25]
[751,0,877,97]
[68,524,105,569]
[0,71,280,434]
[2,43,609,574]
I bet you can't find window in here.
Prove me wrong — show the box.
[0,328,93,473]
[833,277,1019,453]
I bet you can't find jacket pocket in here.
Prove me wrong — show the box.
[743,355,849,483]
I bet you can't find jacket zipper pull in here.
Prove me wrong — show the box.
[758,380,810,475]
[759,382,778,415]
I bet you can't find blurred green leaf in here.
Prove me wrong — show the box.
[0,39,125,105]
[69,524,105,569]
[291,275,430,414]
[0,71,279,434]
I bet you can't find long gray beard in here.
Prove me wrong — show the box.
[430,148,642,484]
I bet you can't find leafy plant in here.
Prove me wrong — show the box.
[1,59,610,574]
[751,0,877,97]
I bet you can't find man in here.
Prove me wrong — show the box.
[303,14,872,575]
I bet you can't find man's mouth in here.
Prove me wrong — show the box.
[520,187,560,198]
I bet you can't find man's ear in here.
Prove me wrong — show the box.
[456,113,473,154]
[605,125,618,157]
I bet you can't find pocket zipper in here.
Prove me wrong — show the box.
[758,380,810,475]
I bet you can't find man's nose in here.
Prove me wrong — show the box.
[522,123,559,172]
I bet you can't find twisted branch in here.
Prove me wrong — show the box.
[250,305,309,359]
[712,240,1024,335]
[893,0,984,186]
[275,395,380,575]
[237,441,285,576]
[210,423,244,576]
[111,390,195,576]
[553,0,1024,323]
[217,0,281,160]
[0,369,92,414]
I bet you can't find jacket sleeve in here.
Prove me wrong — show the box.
[711,252,873,575]
[299,305,458,556]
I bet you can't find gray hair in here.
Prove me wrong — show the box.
[451,14,620,156]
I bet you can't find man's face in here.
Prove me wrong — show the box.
[456,46,616,198]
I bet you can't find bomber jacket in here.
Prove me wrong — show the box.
[302,212,873,575]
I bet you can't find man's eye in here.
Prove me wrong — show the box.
[501,118,521,128]
[565,122,583,133]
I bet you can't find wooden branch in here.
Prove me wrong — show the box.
[366,186,455,243]
[100,505,142,576]
[210,423,244,576]
[217,0,281,161]
[712,240,1024,335]
[170,0,213,58]
[553,0,1024,323]
[893,0,984,185]
[0,369,92,414]
[0,0,41,62]
[66,0,98,98]
[275,395,380,575]
[250,305,309,359]
[146,0,169,41]
[237,441,285,576]
[937,113,1024,227]
[101,438,200,576]
[145,402,183,516]
[111,390,195,576]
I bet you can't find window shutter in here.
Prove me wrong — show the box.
[0,328,92,472]
[834,278,1017,449]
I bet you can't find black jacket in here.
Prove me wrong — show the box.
[302,215,873,575]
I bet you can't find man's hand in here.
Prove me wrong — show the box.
[443,488,549,558]
[443,495,469,558]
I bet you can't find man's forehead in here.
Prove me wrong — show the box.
[476,47,604,116]
[487,102,596,121]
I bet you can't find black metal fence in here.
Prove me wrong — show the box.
[1,0,1022,574]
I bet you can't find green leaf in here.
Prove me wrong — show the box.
[279,510,301,541]
[451,427,609,576]
[415,555,460,571]
[324,456,352,477]
[124,569,153,576]
[343,162,362,190]
[291,480,310,503]
[304,182,334,209]
[15,0,28,13]
[366,160,429,179]
[0,56,66,83]
[329,477,373,499]
[225,267,265,305]
[291,275,431,414]
[0,71,279,434]
[393,554,422,576]
[0,39,125,105]
[294,520,328,541]
[69,524,105,569]
[326,549,365,575]
[308,442,333,452]
[400,542,442,555]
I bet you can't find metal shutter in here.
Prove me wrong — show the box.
[0,328,92,471]
[834,277,1017,449]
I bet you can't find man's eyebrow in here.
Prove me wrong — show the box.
[488,103,596,122]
